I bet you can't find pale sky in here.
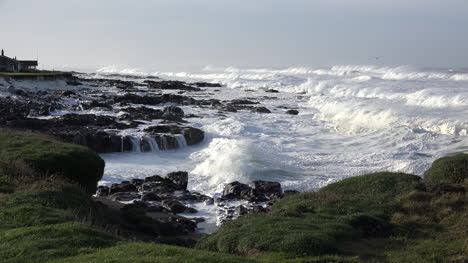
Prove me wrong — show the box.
[1,0,468,71]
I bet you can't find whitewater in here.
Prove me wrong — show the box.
[96,65,468,198]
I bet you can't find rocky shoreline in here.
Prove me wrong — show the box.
[95,171,296,233]
[0,72,297,154]
[0,72,300,234]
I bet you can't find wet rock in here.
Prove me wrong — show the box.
[96,186,110,197]
[286,109,299,115]
[222,181,252,200]
[119,107,163,121]
[110,192,141,202]
[162,200,189,213]
[230,99,259,105]
[193,82,223,88]
[144,125,182,135]
[163,106,184,118]
[183,127,204,145]
[146,80,201,91]
[167,171,188,191]
[7,86,28,97]
[141,192,162,202]
[249,180,283,201]
[80,100,112,111]
[252,106,271,113]
[265,89,279,93]
[60,90,76,97]
[110,181,138,194]
[130,179,144,187]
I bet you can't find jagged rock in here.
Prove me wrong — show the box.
[222,181,252,200]
[110,181,139,194]
[249,180,283,201]
[167,171,188,191]
[119,107,163,121]
[252,106,271,113]
[286,109,299,115]
[193,82,223,88]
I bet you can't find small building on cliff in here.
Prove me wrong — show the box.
[0,49,38,72]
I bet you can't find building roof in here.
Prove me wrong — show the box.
[19,60,38,66]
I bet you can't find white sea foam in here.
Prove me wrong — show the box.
[95,64,468,198]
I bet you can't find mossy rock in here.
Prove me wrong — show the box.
[424,153,468,184]
[0,130,105,194]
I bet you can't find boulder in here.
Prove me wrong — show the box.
[183,127,204,145]
[249,180,283,201]
[286,110,299,115]
[222,181,252,200]
[167,171,188,191]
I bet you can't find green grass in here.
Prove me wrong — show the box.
[197,171,467,262]
[0,223,118,263]
[0,130,105,194]
[424,153,468,184]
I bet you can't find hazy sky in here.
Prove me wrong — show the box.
[1,0,468,71]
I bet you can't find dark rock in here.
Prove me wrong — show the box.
[162,200,189,213]
[119,107,163,121]
[146,80,201,92]
[109,182,138,194]
[145,175,166,182]
[110,192,141,202]
[141,192,162,201]
[130,179,144,187]
[230,99,259,105]
[222,181,252,200]
[193,82,223,88]
[249,180,283,201]
[286,109,299,115]
[96,186,110,197]
[167,171,188,191]
[252,106,271,113]
[183,127,204,145]
[265,89,279,93]
[60,90,76,96]
[144,125,182,135]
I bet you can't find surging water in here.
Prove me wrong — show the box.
[97,65,468,195]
